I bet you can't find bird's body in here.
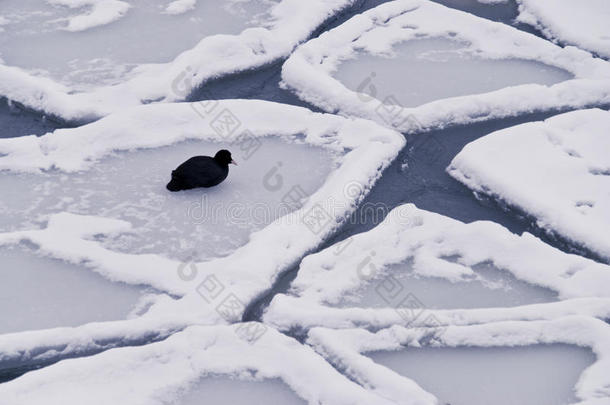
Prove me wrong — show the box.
[166,150,236,192]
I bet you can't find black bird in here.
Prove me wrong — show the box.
[166,149,237,192]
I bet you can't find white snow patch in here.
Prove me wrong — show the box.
[281,0,610,133]
[448,108,610,261]
[516,0,610,59]
[164,0,197,15]
[46,0,131,32]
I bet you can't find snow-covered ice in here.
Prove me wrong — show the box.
[281,0,610,133]
[516,0,610,59]
[0,0,357,121]
[448,108,610,261]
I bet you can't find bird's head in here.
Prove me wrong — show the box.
[214,149,237,166]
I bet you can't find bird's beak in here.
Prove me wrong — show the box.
[231,159,238,166]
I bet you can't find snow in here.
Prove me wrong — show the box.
[281,0,610,133]
[0,99,405,363]
[46,0,131,32]
[164,0,197,15]
[264,204,610,331]
[516,0,610,59]
[307,316,610,405]
[0,325,394,405]
[448,108,610,261]
[0,0,357,121]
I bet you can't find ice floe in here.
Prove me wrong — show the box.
[0,99,404,363]
[0,324,395,405]
[448,108,610,261]
[307,316,610,405]
[264,204,610,331]
[281,0,610,133]
[0,0,356,121]
[516,0,610,59]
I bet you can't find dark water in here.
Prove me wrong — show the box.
[0,98,63,138]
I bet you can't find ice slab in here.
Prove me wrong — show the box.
[334,38,571,108]
[0,0,272,89]
[0,138,333,262]
[368,344,595,405]
[448,108,610,261]
[0,245,146,334]
[338,261,557,309]
[516,0,610,59]
[178,377,306,405]
[282,0,610,133]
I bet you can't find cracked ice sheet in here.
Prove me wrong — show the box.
[448,108,610,262]
[264,204,610,332]
[515,0,610,59]
[281,0,610,134]
[0,324,395,405]
[306,317,610,405]
[0,99,404,362]
[0,0,357,122]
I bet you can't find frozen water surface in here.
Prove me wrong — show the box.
[0,0,274,89]
[368,344,595,405]
[177,377,306,405]
[0,245,147,334]
[334,38,573,108]
[0,138,334,261]
[337,261,557,309]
